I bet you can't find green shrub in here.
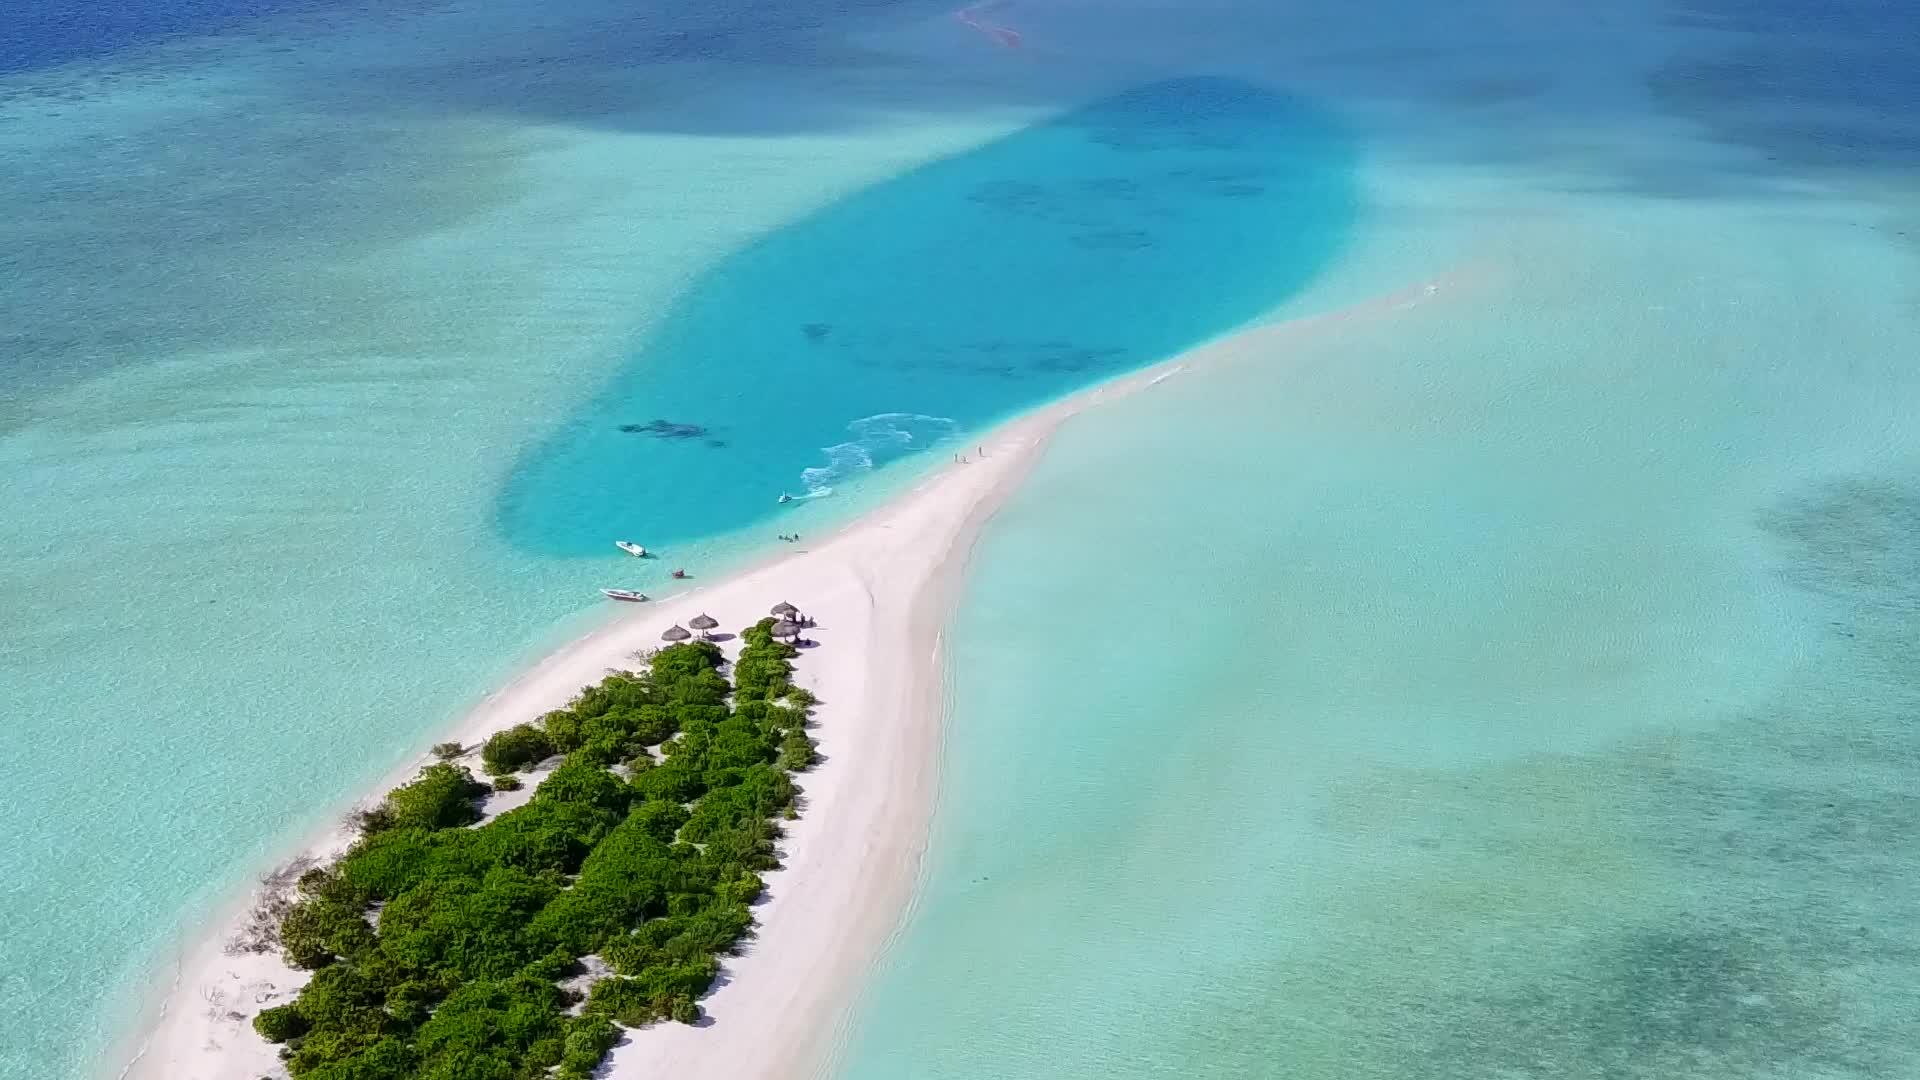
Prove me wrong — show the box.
[268,633,807,1079]
[556,1014,619,1079]
[631,799,690,844]
[429,742,463,761]
[537,760,633,813]
[292,964,389,1033]
[286,1029,388,1077]
[763,705,806,731]
[540,709,586,753]
[568,736,625,769]
[377,764,485,833]
[631,761,705,804]
[491,774,521,792]
[299,1035,415,1080]
[253,1003,308,1043]
[585,967,715,1027]
[779,730,816,771]
[521,947,579,982]
[281,896,375,970]
[480,724,554,776]
[296,867,359,906]
[383,980,438,1026]
[334,828,437,903]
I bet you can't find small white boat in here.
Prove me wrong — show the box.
[615,540,648,558]
[601,588,649,603]
[777,493,793,504]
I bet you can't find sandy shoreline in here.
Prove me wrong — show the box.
[114,352,1190,1080]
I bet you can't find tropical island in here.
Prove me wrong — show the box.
[251,618,818,1080]
[123,357,1201,1080]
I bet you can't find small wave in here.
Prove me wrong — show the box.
[799,412,959,497]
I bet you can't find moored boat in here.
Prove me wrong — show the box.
[615,541,648,557]
[600,588,648,602]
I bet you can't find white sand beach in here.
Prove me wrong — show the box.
[116,271,1460,1080]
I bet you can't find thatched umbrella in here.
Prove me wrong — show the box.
[770,601,798,618]
[688,613,719,639]
[769,619,800,641]
[661,624,692,643]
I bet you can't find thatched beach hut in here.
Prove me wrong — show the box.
[688,613,719,639]
[661,624,692,643]
[770,601,798,618]
[769,618,800,642]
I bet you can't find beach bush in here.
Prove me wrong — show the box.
[779,729,817,771]
[253,1003,308,1043]
[265,629,808,1079]
[429,742,463,761]
[540,708,586,753]
[491,774,521,792]
[297,866,356,905]
[378,764,486,833]
[382,979,438,1025]
[300,1035,414,1080]
[555,1014,619,1080]
[480,724,554,776]
[280,896,377,970]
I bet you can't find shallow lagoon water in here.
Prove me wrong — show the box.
[828,0,1920,1074]
[497,78,1354,553]
[835,204,1920,1078]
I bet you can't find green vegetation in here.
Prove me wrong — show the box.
[479,723,554,776]
[257,621,816,1080]
[429,742,464,761]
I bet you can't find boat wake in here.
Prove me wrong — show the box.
[799,413,959,498]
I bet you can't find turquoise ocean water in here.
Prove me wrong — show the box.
[831,1,1920,1078]
[5,0,1920,1078]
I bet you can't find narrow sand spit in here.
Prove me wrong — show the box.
[118,273,1461,1080]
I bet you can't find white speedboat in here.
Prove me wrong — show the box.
[615,541,648,557]
[601,588,649,603]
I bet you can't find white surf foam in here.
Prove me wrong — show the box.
[800,413,960,497]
